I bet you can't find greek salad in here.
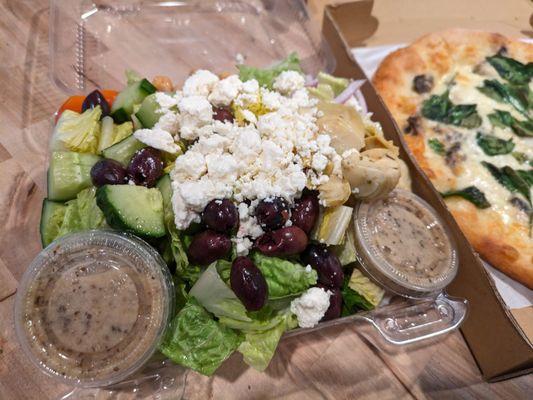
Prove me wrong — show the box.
[41,53,408,375]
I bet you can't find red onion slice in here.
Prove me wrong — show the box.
[305,74,318,87]
[354,89,368,114]
[334,79,365,104]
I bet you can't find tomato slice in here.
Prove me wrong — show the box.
[55,95,84,122]
[100,90,118,107]
[55,89,118,123]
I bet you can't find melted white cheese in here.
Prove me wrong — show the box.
[423,64,532,230]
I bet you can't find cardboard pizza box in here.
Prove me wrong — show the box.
[314,0,533,381]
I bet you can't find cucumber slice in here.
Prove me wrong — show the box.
[102,135,146,166]
[156,174,174,229]
[47,151,101,201]
[40,199,67,247]
[96,185,166,238]
[111,78,157,123]
[156,174,172,212]
[131,113,143,131]
[98,116,115,153]
[135,93,162,128]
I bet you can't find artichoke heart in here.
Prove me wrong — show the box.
[364,135,399,157]
[317,102,366,153]
[342,148,400,200]
[396,158,412,191]
[318,175,351,207]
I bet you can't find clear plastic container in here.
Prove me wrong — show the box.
[354,189,459,298]
[49,0,335,94]
[14,230,175,388]
[44,0,468,395]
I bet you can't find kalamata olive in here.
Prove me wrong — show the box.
[318,285,342,321]
[127,147,164,187]
[213,107,234,123]
[82,90,110,117]
[255,197,290,231]
[187,230,231,266]
[90,159,127,186]
[202,199,239,233]
[291,190,319,234]
[255,226,308,257]
[230,256,268,311]
[301,244,344,288]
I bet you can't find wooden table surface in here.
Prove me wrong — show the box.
[0,1,531,399]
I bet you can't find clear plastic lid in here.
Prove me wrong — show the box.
[49,0,334,94]
[354,189,459,298]
[14,231,175,388]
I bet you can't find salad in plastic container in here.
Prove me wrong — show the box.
[38,54,412,374]
[14,0,467,392]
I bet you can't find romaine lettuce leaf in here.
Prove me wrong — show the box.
[76,186,106,229]
[308,83,335,101]
[112,121,133,145]
[190,262,251,322]
[57,198,82,237]
[159,298,243,376]
[55,107,102,154]
[251,253,317,299]
[348,269,384,307]
[216,259,232,283]
[237,311,297,371]
[167,223,189,276]
[56,187,106,238]
[332,223,357,266]
[317,72,349,96]
[341,268,384,316]
[218,305,282,332]
[238,52,302,88]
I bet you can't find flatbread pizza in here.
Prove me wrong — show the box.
[373,29,533,288]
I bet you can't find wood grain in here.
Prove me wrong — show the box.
[0,1,531,399]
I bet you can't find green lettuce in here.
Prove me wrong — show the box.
[57,198,82,237]
[216,259,232,283]
[251,253,317,299]
[317,71,349,96]
[308,83,335,101]
[332,223,357,266]
[76,186,106,228]
[238,311,297,371]
[56,187,106,238]
[159,298,243,376]
[238,52,302,89]
[341,269,384,316]
[167,224,189,276]
[190,262,251,322]
[348,269,384,307]
[54,107,102,154]
[219,305,283,332]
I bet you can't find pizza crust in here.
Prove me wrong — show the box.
[373,29,533,289]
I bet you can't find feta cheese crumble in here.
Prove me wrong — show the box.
[273,70,305,95]
[170,69,345,231]
[182,70,219,97]
[178,96,213,140]
[134,128,180,154]
[208,75,242,106]
[290,287,331,328]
